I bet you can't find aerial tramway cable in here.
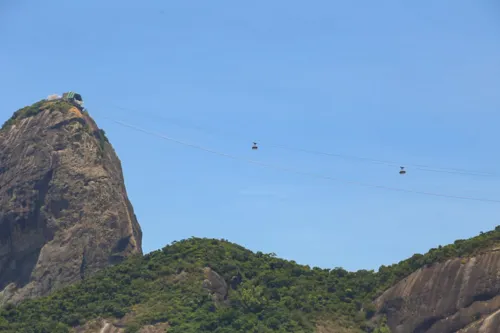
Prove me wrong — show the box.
[102,116,500,204]
[106,104,496,178]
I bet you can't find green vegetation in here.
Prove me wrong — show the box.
[94,128,109,157]
[97,128,109,150]
[0,226,498,333]
[1,100,110,155]
[0,238,376,333]
[99,129,109,142]
[1,100,499,332]
[374,225,500,294]
[372,316,391,333]
[1,100,46,130]
[1,99,73,131]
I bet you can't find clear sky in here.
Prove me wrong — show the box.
[1,1,500,271]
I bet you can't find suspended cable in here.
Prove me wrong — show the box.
[105,104,496,177]
[102,116,500,204]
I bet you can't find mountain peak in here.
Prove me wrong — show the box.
[0,94,142,305]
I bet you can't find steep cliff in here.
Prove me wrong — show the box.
[375,246,500,333]
[0,98,142,305]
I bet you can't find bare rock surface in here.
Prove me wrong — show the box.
[73,318,169,333]
[375,249,500,333]
[202,267,229,305]
[0,100,142,304]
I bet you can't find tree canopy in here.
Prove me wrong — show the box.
[0,226,498,332]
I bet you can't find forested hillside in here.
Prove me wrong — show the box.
[0,226,499,332]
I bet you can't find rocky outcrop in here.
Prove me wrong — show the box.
[202,267,229,305]
[375,249,500,333]
[0,99,142,304]
[73,319,169,333]
[315,321,359,333]
[458,308,500,333]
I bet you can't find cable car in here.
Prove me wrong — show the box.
[252,142,258,150]
[399,166,406,175]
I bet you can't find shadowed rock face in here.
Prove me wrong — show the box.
[375,249,500,333]
[0,100,142,304]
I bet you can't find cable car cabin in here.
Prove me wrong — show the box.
[252,142,258,150]
[399,167,406,175]
[62,91,84,108]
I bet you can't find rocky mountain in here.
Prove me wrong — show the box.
[0,98,142,305]
[1,98,500,333]
[375,245,500,333]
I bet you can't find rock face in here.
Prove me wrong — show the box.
[202,267,229,305]
[74,318,169,333]
[0,99,142,304]
[375,249,500,333]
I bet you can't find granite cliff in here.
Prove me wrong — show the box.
[0,98,142,305]
[375,246,500,333]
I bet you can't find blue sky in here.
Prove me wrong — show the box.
[1,1,500,271]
